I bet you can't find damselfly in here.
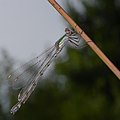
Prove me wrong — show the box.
[8,28,86,114]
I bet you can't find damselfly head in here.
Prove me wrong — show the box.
[65,28,72,36]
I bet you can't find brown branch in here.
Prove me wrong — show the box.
[48,0,120,80]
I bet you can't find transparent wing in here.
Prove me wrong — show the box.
[17,45,62,103]
[10,28,88,115]
[10,41,65,115]
[8,46,55,89]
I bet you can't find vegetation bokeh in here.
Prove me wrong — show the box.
[0,0,120,120]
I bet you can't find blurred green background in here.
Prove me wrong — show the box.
[0,0,120,120]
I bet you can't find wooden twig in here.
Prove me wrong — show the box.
[48,0,120,80]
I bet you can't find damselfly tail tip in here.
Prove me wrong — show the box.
[10,102,21,115]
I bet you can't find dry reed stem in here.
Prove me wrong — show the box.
[48,0,120,80]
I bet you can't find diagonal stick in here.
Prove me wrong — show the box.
[48,0,120,80]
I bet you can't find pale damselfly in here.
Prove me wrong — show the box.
[8,28,86,114]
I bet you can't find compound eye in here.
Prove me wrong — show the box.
[65,28,69,32]
[65,28,71,35]
[65,28,68,32]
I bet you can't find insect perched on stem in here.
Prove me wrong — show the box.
[8,28,86,114]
